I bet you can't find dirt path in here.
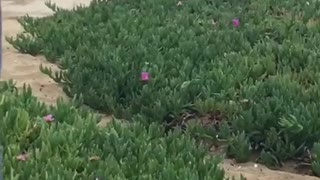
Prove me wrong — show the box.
[1,0,319,179]
[1,0,79,104]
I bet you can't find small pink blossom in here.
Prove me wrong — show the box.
[140,72,150,81]
[232,18,240,27]
[43,114,54,123]
[16,153,28,161]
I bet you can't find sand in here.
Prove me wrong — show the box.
[1,0,319,179]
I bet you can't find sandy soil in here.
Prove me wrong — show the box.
[1,0,319,179]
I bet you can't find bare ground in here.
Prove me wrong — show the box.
[1,0,319,179]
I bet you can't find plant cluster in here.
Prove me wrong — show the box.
[0,81,229,180]
[7,0,320,175]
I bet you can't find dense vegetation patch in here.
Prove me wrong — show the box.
[8,0,320,175]
[0,81,229,179]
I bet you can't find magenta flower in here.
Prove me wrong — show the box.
[43,114,54,123]
[16,153,28,161]
[232,18,240,27]
[140,71,150,81]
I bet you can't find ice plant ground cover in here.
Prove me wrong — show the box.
[0,80,234,179]
[7,0,320,176]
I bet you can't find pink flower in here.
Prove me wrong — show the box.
[43,114,54,123]
[232,18,240,27]
[140,72,150,81]
[16,153,28,161]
